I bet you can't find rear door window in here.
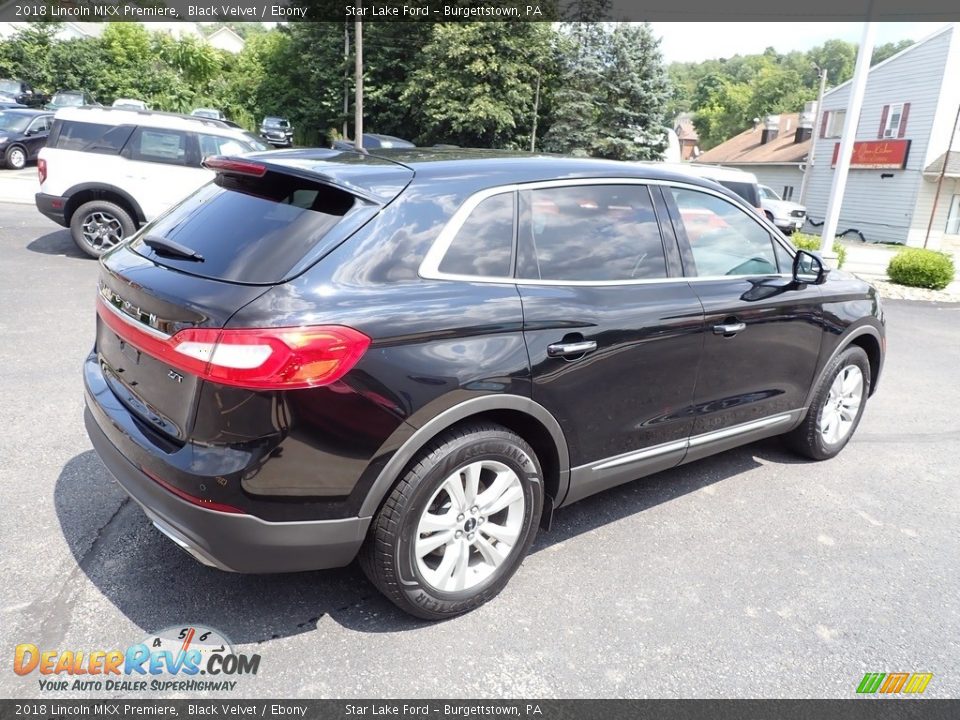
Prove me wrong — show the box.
[132,171,356,284]
[516,184,668,282]
[129,127,190,166]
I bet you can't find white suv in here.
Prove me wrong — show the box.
[36,107,269,257]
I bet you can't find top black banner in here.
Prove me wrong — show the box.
[1,0,960,22]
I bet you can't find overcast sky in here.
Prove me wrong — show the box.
[650,22,950,63]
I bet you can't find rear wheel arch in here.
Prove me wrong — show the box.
[63,184,145,227]
[359,395,570,521]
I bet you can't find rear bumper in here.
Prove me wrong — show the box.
[85,408,369,572]
[35,192,68,227]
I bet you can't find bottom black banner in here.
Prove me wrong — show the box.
[1,700,958,720]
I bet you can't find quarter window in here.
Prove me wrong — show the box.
[670,187,781,277]
[516,185,667,282]
[438,192,515,278]
[52,121,134,154]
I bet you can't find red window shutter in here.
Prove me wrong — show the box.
[820,111,830,138]
[878,104,890,138]
[898,103,911,138]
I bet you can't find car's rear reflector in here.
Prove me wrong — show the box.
[140,465,247,514]
[202,156,267,177]
[96,296,370,390]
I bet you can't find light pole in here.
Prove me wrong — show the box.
[530,71,541,153]
[819,21,876,265]
[798,65,827,207]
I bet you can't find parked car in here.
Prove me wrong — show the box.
[655,162,763,211]
[0,101,27,110]
[191,108,225,121]
[758,184,807,234]
[0,109,53,169]
[259,116,293,147]
[35,106,269,257]
[331,133,414,150]
[45,90,97,111]
[0,78,48,108]
[82,150,885,619]
[112,98,148,111]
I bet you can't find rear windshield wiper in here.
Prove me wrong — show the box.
[142,235,204,262]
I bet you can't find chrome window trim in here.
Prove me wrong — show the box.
[418,177,798,286]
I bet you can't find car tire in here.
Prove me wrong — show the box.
[785,345,871,460]
[4,144,26,170]
[70,200,136,258]
[360,422,543,620]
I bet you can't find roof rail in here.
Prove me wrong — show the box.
[69,105,230,128]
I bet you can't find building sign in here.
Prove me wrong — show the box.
[831,140,911,169]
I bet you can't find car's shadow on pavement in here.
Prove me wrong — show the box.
[55,438,803,640]
[27,229,89,259]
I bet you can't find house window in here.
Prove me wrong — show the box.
[826,110,846,138]
[883,103,904,138]
[782,186,795,201]
[947,195,960,236]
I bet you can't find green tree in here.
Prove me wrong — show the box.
[592,23,669,160]
[401,22,553,148]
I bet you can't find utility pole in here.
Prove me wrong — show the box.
[923,103,960,249]
[342,22,349,140]
[819,20,876,266]
[530,72,541,153]
[798,66,827,206]
[354,19,363,151]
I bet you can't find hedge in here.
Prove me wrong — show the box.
[887,248,955,290]
[791,233,846,269]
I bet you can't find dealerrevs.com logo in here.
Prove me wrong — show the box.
[14,625,261,693]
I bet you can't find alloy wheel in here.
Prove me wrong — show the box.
[818,365,864,445]
[80,211,124,253]
[8,148,25,169]
[414,460,526,592]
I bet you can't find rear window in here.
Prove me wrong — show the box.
[131,171,356,284]
[51,120,134,154]
[717,180,760,208]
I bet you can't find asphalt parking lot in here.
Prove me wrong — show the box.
[0,202,958,699]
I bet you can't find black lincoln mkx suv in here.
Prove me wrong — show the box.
[84,149,884,619]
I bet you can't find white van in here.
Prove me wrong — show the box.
[36,106,269,257]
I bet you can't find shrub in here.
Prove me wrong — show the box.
[791,233,846,269]
[887,248,955,290]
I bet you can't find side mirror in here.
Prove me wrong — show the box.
[793,249,827,285]
[23,129,33,137]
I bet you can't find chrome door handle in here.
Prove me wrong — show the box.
[547,340,597,358]
[713,322,746,336]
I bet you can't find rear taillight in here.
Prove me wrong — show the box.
[97,297,370,390]
[38,158,46,185]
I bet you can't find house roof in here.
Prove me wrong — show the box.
[694,113,810,166]
[924,151,960,178]
[822,23,956,101]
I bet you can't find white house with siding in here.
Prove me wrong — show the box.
[804,23,960,249]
